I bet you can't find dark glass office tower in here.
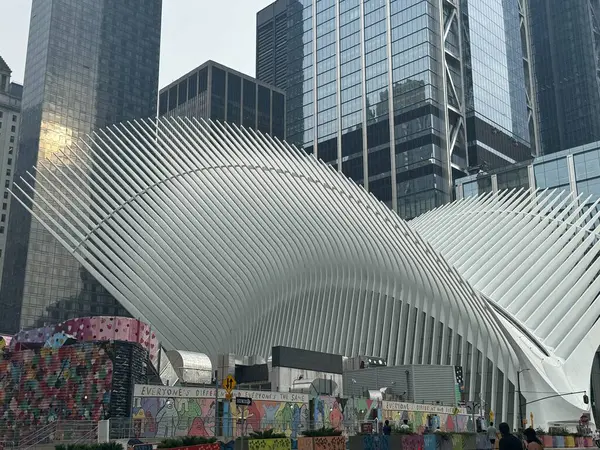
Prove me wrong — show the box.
[257,0,535,219]
[159,61,286,140]
[0,0,162,333]
[529,0,600,155]
[257,1,289,90]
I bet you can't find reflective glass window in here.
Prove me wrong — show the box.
[257,85,271,134]
[211,66,226,121]
[242,79,256,129]
[227,73,242,125]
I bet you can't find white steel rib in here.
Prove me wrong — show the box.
[12,117,520,423]
[412,189,600,421]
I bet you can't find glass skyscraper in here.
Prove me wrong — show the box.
[0,0,162,333]
[529,0,600,155]
[257,0,535,219]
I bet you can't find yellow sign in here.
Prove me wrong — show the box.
[223,375,236,393]
[490,411,495,422]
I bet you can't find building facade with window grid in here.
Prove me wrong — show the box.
[256,0,536,220]
[529,0,600,155]
[0,57,22,293]
[455,141,600,221]
[0,0,162,334]
[158,61,286,141]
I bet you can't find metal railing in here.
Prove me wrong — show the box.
[18,422,58,450]
[0,420,97,449]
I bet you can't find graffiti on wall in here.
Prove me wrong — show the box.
[313,397,381,430]
[132,397,309,438]
[382,408,470,433]
[0,343,113,428]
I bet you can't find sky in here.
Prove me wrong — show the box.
[0,0,274,88]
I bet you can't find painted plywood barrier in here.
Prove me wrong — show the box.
[313,396,381,430]
[382,401,469,433]
[132,386,309,438]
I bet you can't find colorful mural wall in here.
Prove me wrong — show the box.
[0,343,113,430]
[131,385,309,438]
[313,397,381,431]
[382,401,470,433]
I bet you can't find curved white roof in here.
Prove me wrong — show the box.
[412,189,600,419]
[12,118,519,423]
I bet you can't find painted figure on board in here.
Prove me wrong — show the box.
[246,401,262,433]
[262,403,280,429]
[276,403,294,434]
[155,399,179,437]
[291,404,302,437]
[330,400,344,430]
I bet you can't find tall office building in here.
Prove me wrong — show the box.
[0,0,162,333]
[159,60,286,140]
[257,0,535,219]
[0,57,22,291]
[529,0,600,155]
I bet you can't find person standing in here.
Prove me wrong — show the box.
[524,428,543,450]
[383,420,392,435]
[499,422,524,450]
[488,422,498,447]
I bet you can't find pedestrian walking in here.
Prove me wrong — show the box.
[488,422,498,447]
[498,422,523,450]
[524,428,543,450]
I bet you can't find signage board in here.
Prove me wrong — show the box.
[236,397,253,406]
[223,375,236,392]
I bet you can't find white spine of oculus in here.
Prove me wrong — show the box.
[412,189,600,423]
[12,117,519,423]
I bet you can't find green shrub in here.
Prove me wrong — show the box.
[249,429,287,439]
[301,427,343,437]
[391,426,414,435]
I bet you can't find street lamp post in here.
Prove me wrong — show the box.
[517,369,530,431]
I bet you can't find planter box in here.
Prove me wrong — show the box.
[349,435,390,450]
[400,435,424,450]
[552,436,565,448]
[564,436,575,448]
[237,439,292,450]
[298,438,314,450]
[314,437,346,450]
[424,435,437,450]
[249,439,292,450]
[475,434,491,450]
[575,437,585,448]
[541,436,553,448]
[585,437,594,447]
[297,437,345,450]
[162,444,221,450]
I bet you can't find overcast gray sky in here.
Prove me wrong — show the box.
[0,0,274,88]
